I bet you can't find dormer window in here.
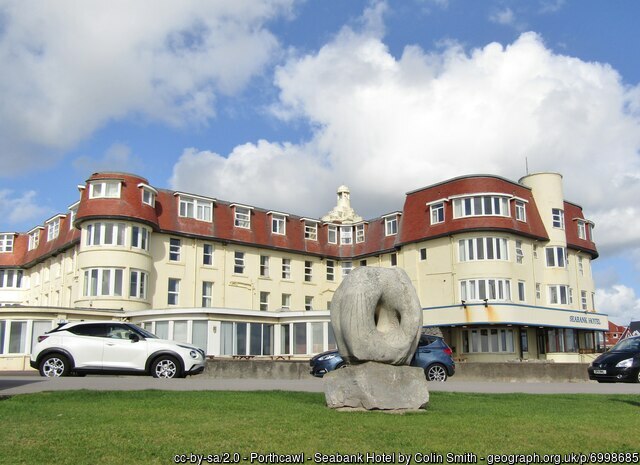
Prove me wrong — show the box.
[231,204,252,229]
[139,183,158,207]
[515,200,527,222]
[68,202,79,230]
[46,215,65,242]
[384,214,399,236]
[89,180,121,199]
[268,212,288,235]
[577,220,586,240]
[303,220,318,241]
[28,228,42,251]
[0,233,14,253]
[355,224,365,243]
[340,226,352,245]
[430,202,445,225]
[327,225,337,244]
[453,195,510,218]
[178,194,213,222]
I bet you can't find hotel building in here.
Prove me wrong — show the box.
[0,171,607,370]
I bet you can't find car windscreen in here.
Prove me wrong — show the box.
[610,337,640,352]
[128,324,158,339]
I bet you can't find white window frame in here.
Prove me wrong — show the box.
[131,226,149,251]
[340,226,352,245]
[545,247,566,268]
[28,230,41,251]
[517,281,526,302]
[355,224,365,243]
[168,278,180,305]
[384,217,398,236]
[179,196,213,222]
[169,238,181,261]
[453,195,510,218]
[515,201,526,222]
[0,234,14,253]
[47,218,61,242]
[463,328,515,354]
[271,214,287,235]
[342,261,353,277]
[83,268,124,297]
[282,258,291,280]
[89,180,121,199]
[578,256,584,276]
[259,255,269,277]
[581,290,588,310]
[577,220,586,240]
[304,221,318,241]
[326,260,335,281]
[460,278,512,302]
[202,281,213,307]
[305,296,313,311]
[0,269,23,288]
[458,237,509,262]
[327,225,337,244]
[86,222,126,247]
[281,293,291,310]
[234,251,245,274]
[552,208,565,229]
[141,187,156,207]
[233,206,251,229]
[515,240,524,264]
[260,292,269,311]
[304,261,312,282]
[203,243,214,266]
[129,269,148,299]
[548,284,570,305]
[431,203,445,225]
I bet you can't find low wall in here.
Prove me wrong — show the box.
[203,360,591,382]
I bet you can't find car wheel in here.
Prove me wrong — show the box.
[151,356,181,379]
[39,354,71,378]
[425,363,448,382]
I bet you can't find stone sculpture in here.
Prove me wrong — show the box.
[324,267,430,411]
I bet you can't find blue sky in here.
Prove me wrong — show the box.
[1,0,639,325]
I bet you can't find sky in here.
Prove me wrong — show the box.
[1,0,639,326]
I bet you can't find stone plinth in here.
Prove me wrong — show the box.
[323,362,429,411]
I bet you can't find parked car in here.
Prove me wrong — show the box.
[30,321,206,378]
[310,334,455,381]
[588,335,640,383]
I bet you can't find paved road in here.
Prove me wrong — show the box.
[1,373,639,396]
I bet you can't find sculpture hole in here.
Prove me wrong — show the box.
[374,299,401,332]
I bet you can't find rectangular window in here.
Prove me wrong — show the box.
[430,203,445,224]
[385,217,398,236]
[460,279,511,302]
[459,237,509,262]
[355,224,365,243]
[131,226,149,251]
[179,196,212,222]
[304,261,312,282]
[169,238,181,261]
[577,220,586,239]
[420,248,427,261]
[518,281,526,302]
[234,207,251,228]
[463,328,514,353]
[202,281,213,307]
[0,269,23,288]
[581,290,588,310]
[515,200,526,222]
[360,259,367,267]
[305,296,313,311]
[294,322,306,354]
[281,293,291,310]
[0,234,14,253]
[168,278,180,305]
[548,284,570,305]
[47,218,60,242]
[304,221,318,241]
[234,251,245,274]
[515,240,524,264]
[89,181,121,199]
[342,261,353,277]
[260,292,269,311]
[327,225,337,244]
[203,244,213,265]
[282,258,291,279]
[453,195,510,218]
[28,230,40,251]
[326,260,335,281]
[552,208,565,229]
[83,268,123,297]
[129,269,147,299]
[536,283,541,300]
[578,256,584,276]
[87,222,126,247]
[259,255,269,277]
[545,247,566,267]
[390,253,397,267]
[340,226,353,245]
[142,188,155,207]
[271,214,286,235]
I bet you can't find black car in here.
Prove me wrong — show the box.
[310,334,456,381]
[588,335,640,383]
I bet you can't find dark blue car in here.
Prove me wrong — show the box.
[310,334,456,381]
[588,335,640,383]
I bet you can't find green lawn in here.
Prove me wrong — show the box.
[1,390,639,465]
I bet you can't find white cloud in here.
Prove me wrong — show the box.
[0,0,295,175]
[172,6,640,261]
[489,7,517,27]
[0,190,51,227]
[596,285,640,326]
[73,143,144,176]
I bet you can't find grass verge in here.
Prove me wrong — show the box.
[1,390,639,465]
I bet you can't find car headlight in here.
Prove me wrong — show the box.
[318,354,337,361]
[615,358,634,368]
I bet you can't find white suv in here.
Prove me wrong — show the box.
[30,321,206,378]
